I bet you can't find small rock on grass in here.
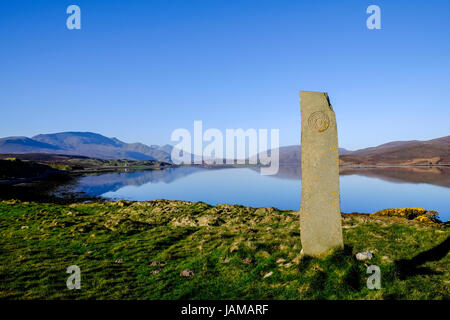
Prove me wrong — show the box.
[150,261,166,267]
[115,259,124,264]
[355,251,374,261]
[180,270,195,277]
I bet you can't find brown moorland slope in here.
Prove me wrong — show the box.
[340,136,450,165]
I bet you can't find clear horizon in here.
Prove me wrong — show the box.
[1,0,449,150]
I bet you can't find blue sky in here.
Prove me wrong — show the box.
[1,0,449,150]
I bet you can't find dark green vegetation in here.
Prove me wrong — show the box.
[0,158,65,182]
[0,154,172,174]
[0,158,73,203]
[0,200,448,299]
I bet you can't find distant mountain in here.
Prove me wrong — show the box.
[340,135,450,165]
[0,132,173,162]
[252,136,450,166]
[260,136,449,166]
[0,136,61,153]
[1,132,449,166]
[252,145,352,165]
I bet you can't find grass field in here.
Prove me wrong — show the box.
[0,200,448,299]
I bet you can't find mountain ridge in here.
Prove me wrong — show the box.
[340,135,450,165]
[255,136,450,166]
[0,132,173,162]
[0,132,449,165]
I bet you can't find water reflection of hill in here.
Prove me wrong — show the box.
[73,167,203,196]
[340,166,450,188]
[254,165,450,189]
[73,165,450,197]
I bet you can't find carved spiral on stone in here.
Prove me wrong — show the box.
[308,111,330,133]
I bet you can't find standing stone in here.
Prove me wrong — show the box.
[299,91,343,256]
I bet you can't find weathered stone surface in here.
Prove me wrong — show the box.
[299,91,344,256]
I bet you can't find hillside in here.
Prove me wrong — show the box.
[0,132,173,162]
[340,136,450,165]
[0,158,62,181]
[1,132,449,166]
[0,200,448,299]
[258,136,450,166]
[0,136,61,153]
[0,153,171,173]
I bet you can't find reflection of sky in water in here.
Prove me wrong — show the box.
[340,175,450,220]
[74,167,449,221]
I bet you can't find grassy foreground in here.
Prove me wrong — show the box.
[0,200,448,300]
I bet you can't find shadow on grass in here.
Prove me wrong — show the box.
[298,245,354,271]
[395,236,450,279]
[297,245,364,298]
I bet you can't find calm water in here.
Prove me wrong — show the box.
[66,166,450,221]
